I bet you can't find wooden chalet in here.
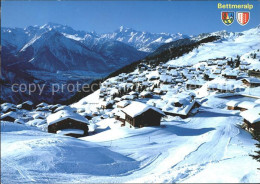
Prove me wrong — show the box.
[226,100,240,110]
[18,101,34,110]
[140,91,153,98]
[241,78,260,88]
[47,110,89,138]
[100,100,114,109]
[240,107,260,133]
[116,100,130,108]
[122,102,165,128]
[0,112,17,122]
[1,103,16,113]
[186,80,203,90]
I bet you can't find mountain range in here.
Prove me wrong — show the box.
[2,23,257,104]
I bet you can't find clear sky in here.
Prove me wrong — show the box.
[2,0,260,35]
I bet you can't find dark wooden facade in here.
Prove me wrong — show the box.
[224,75,237,79]
[227,106,239,110]
[48,118,89,137]
[1,116,16,122]
[115,115,125,123]
[124,109,162,128]
[242,119,260,133]
[21,103,33,110]
[186,84,203,90]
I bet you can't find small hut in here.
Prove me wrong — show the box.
[241,78,260,88]
[240,107,260,133]
[122,102,165,128]
[47,110,89,138]
[226,100,240,110]
[0,112,17,122]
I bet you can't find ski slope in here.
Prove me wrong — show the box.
[1,104,259,183]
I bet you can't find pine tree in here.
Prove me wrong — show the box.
[204,74,209,81]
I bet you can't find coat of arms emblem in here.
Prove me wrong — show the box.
[237,12,250,26]
[221,12,234,26]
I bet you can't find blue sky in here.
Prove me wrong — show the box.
[2,1,260,35]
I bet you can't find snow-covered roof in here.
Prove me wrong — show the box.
[242,77,260,84]
[33,113,45,119]
[160,74,172,82]
[240,107,260,123]
[163,100,196,116]
[122,101,165,118]
[1,103,16,112]
[153,88,162,93]
[255,99,260,104]
[116,100,130,108]
[100,100,114,106]
[237,101,259,109]
[114,109,126,119]
[186,79,204,85]
[223,69,238,76]
[36,102,48,107]
[217,84,234,90]
[23,101,33,106]
[1,111,17,119]
[121,95,136,100]
[226,100,240,107]
[140,91,152,96]
[129,91,139,96]
[47,110,89,125]
[54,106,77,113]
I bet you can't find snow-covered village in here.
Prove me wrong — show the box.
[1,1,260,183]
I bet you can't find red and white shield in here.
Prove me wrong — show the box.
[236,12,250,26]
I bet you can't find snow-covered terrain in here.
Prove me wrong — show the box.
[168,26,260,67]
[1,25,260,183]
[1,103,259,183]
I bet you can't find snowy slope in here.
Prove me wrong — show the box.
[167,26,260,66]
[1,105,259,183]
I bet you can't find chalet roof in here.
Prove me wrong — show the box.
[237,101,259,109]
[160,74,172,82]
[208,83,218,88]
[100,100,114,106]
[147,71,160,80]
[223,70,239,76]
[217,84,234,90]
[1,103,16,112]
[153,88,162,93]
[240,107,260,124]
[23,101,33,106]
[121,95,135,100]
[255,99,260,104]
[33,113,45,119]
[129,91,139,96]
[242,77,260,84]
[1,111,18,120]
[186,79,204,85]
[226,100,240,107]
[122,101,165,118]
[114,109,126,119]
[163,100,196,116]
[116,100,130,108]
[54,106,77,113]
[36,102,48,107]
[140,91,152,96]
[47,110,89,126]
